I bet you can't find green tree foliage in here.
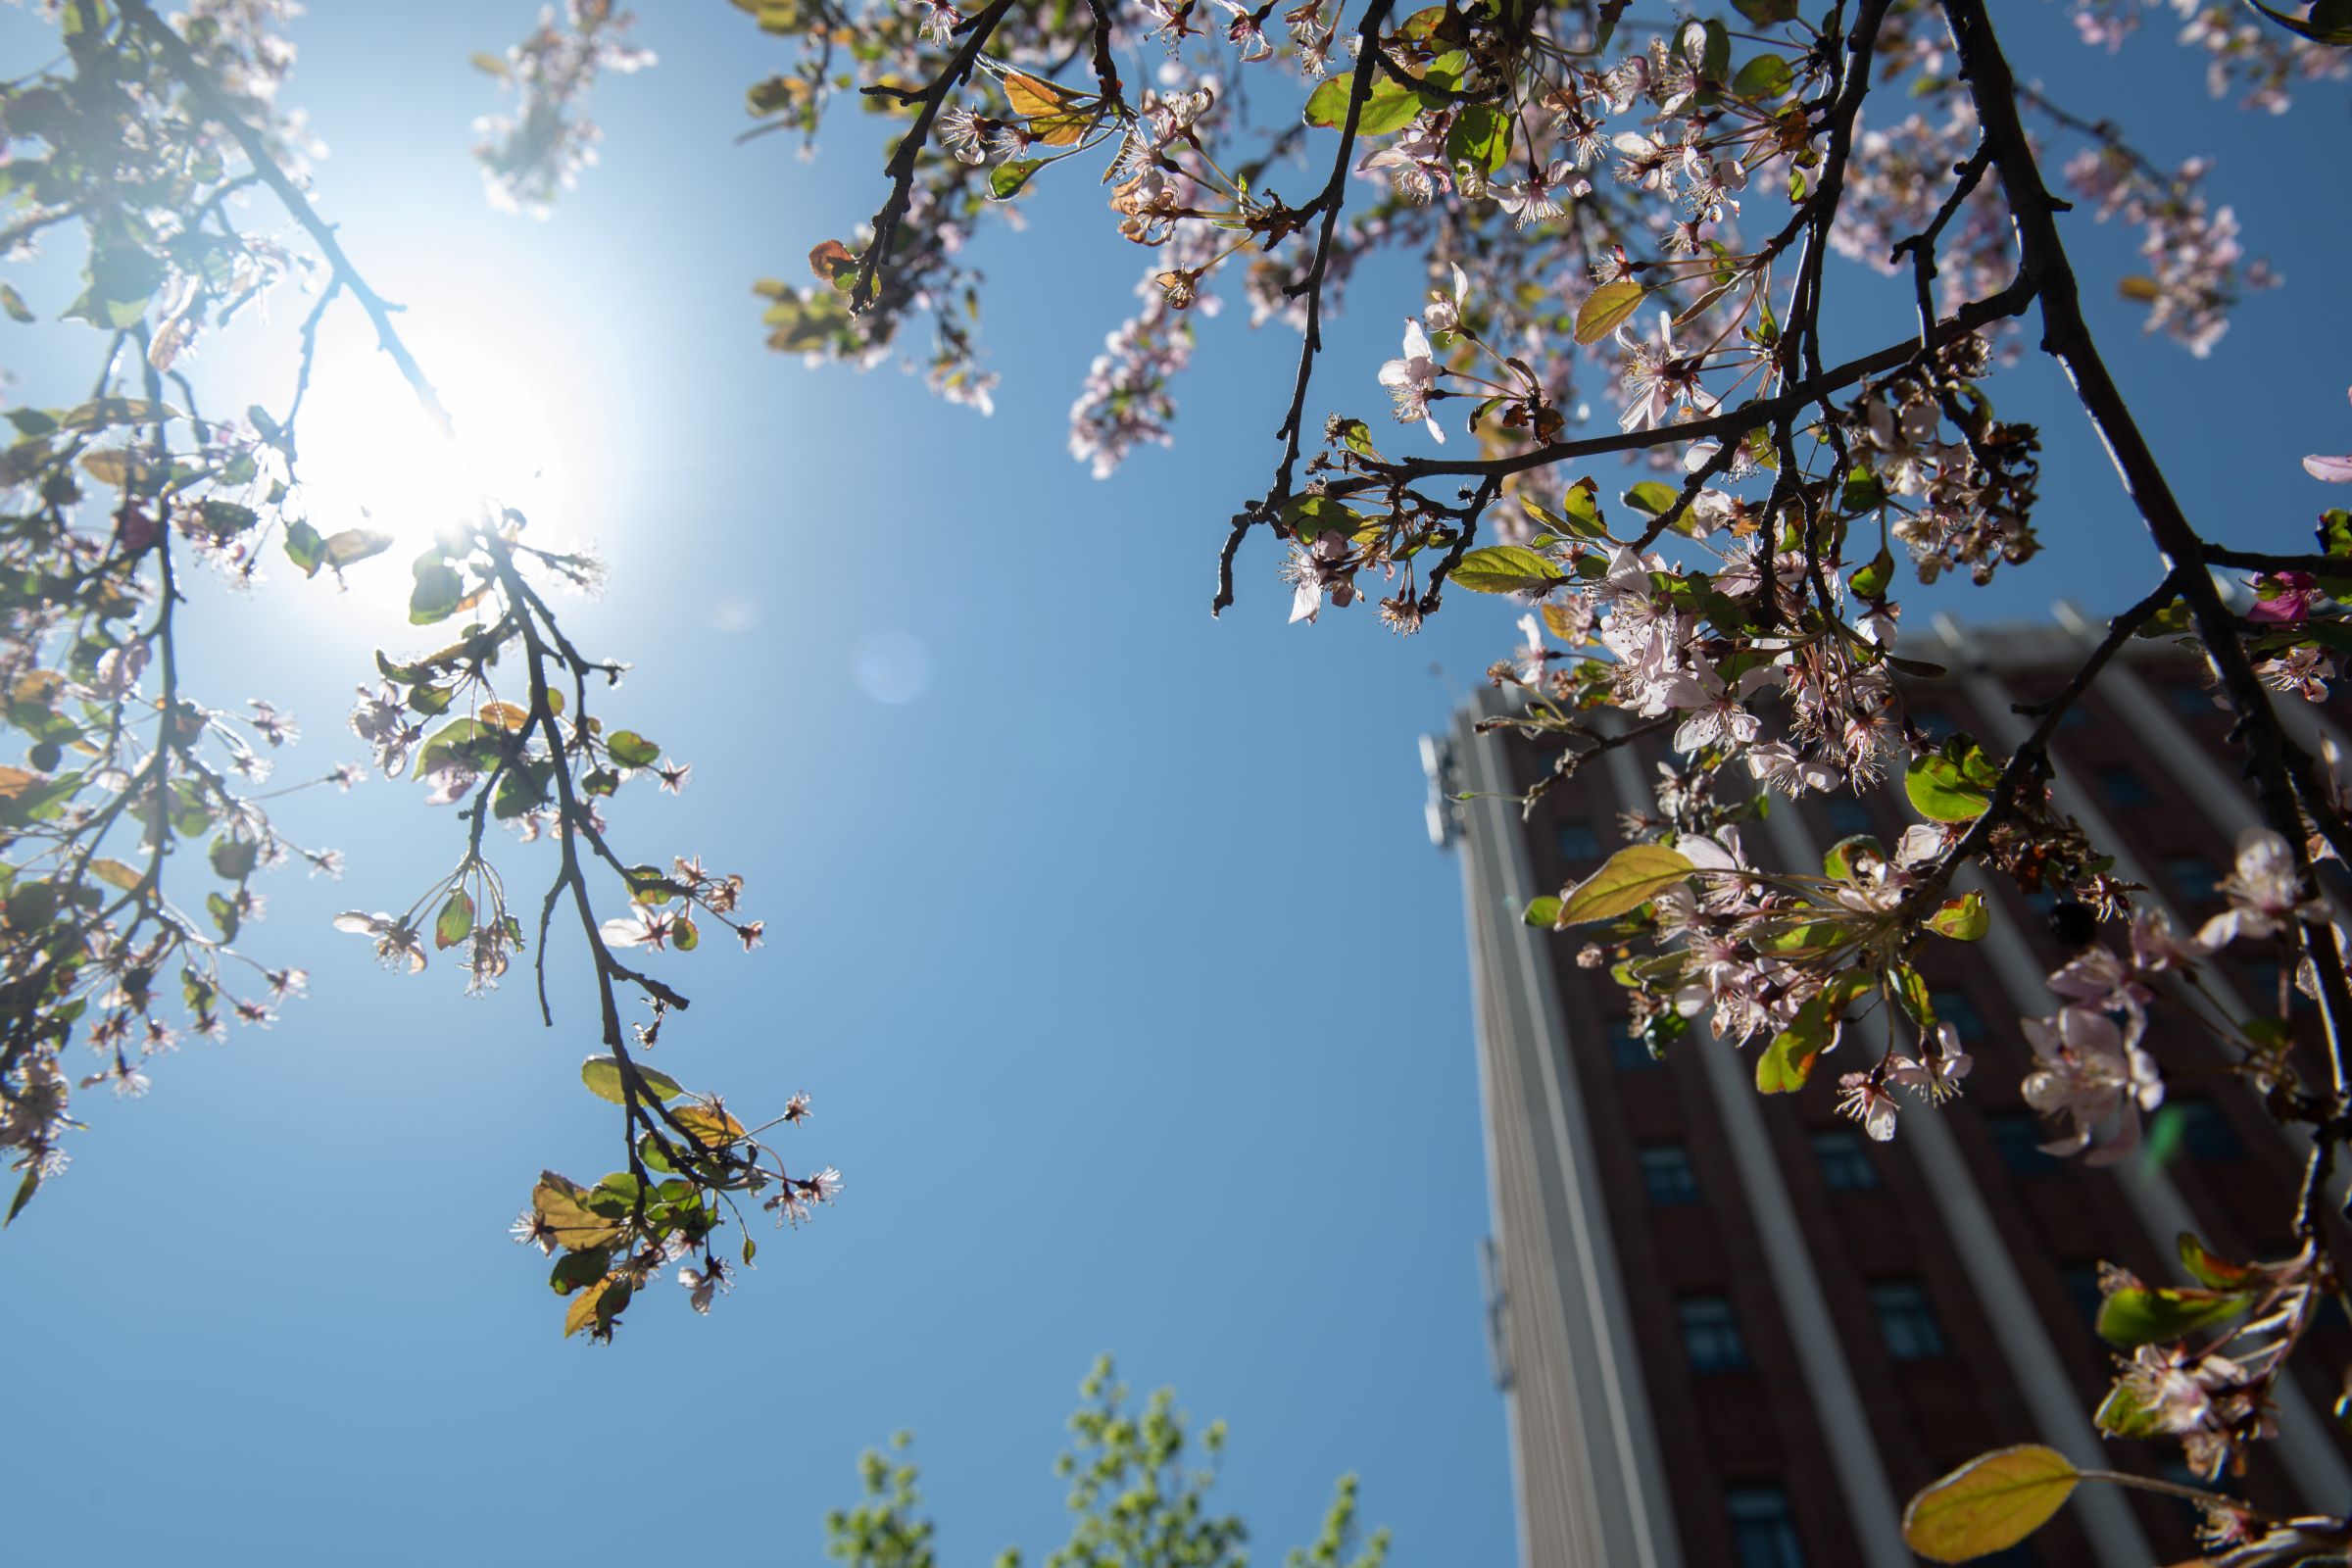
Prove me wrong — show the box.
[825,1359,1390,1568]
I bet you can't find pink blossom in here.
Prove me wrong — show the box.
[2245,571,2320,624]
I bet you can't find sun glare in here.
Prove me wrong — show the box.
[291,320,579,556]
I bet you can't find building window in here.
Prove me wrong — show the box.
[2168,683,2217,718]
[2241,958,2316,1014]
[2060,1262,2105,1331]
[2056,704,2090,731]
[2165,856,2221,904]
[1679,1295,1749,1374]
[1870,1280,1950,1361]
[1822,796,1874,837]
[1986,1110,2060,1177]
[2163,1099,2246,1162]
[1810,1128,1880,1192]
[1556,820,1602,864]
[2096,764,2152,808]
[1725,1484,1807,1568]
[1639,1144,1700,1207]
[1611,1033,1663,1071]
[1929,987,1984,1045]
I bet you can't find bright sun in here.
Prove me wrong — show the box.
[291,320,578,554]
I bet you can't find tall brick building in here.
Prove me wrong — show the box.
[1424,610,2352,1568]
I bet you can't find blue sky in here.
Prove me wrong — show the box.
[1,4,2347,1564]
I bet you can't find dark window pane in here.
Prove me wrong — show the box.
[2060,1262,2104,1332]
[1986,1110,2060,1177]
[1679,1295,1748,1374]
[1870,1280,1949,1361]
[2096,765,2152,808]
[1611,1032,1664,1071]
[1929,988,1984,1045]
[1556,820,1602,863]
[2241,958,2316,1015]
[2168,683,2218,717]
[1822,797,1874,837]
[2166,856,2221,905]
[2164,1099,2245,1162]
[1809,1128,1880,1192]
[1725,1484,1807,1568]
[1640,1144,1700,1207]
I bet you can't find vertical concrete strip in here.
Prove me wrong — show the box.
[1754,797,2155,1568]
[1600,745,1914,1568]
[1456,699,1680,1568]
[1948,628,2352,1510]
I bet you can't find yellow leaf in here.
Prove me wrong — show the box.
[1002,72,1093,146]
[673,1103,747,1150]
[1903,1446,2080,1563]
[477,700,531,732]
[562,1274,631,1338]
[1557,843,1694,925]
[0,765,37,799]
[90,858,144,892]
[1575,280,1649,346]
[10,669,63,706]
[532,1171,624,1251]
[1002,71,1083,116]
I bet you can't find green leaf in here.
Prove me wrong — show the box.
[1575,280,1648,346]
[1556,481,1608,538]
[1557,844,1694,925]
[209,837,259,881]
[606,730,661,769]
[1906,752,1992,822]
[1756,995,1837,1093]
[2178,1233,2262,1291]
[1890,963,1936,1031]
[1621,480,1680,518]
[434,891,474,950]
[1444,103,1512,174]
[580,1054,686,1105]
[205,890,238,941]
[1521,895,1563,928]
[1902,1446,2080,1564]
[0,283,34,323]
[549,1248,609,1296]
[4,1168,37,1226]
[1928,892,1988,941]
[1852,549,1895,600]
[1732,0,1802,19]
[1448,544,1565,594]
[988,158,1047,201]
[283,518,325,577]
[409,554,466,625]
[1302,73,1428,135]
[2096,1285,2256,1348]
[2093,1378,2164,1440]
[1822,834,1883,882]
[1730,52,1794,99]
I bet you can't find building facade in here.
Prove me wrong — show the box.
[1425,612,2352,1568]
